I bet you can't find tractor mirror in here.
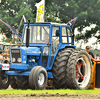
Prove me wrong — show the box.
[56,30,60,37]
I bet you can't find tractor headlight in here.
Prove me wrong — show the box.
[11,49,21,64]
[12,58,16,62]
[17,58,21,63]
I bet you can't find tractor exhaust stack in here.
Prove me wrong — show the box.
[26,20,30,47]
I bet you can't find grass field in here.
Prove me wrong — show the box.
[0,89,100,95]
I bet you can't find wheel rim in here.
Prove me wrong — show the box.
[38,73,45,86]
[2,75,8,84]
[75,55,91,88]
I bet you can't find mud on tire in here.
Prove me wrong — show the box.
[66,49,92,89]
[52,48,74,89]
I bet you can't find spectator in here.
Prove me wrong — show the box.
[85,46,95,64]
[97,57,100,60]
[5,47,9,54]
[0,51,5,64]
[3,51,9,63]
[94,53,97,59]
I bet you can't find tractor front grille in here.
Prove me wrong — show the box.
[11,49,21,64]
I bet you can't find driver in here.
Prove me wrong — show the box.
[39,33,49,43]
[52,30,59,46]
[44,33,49,43]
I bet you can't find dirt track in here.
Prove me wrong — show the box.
[0,94,100,100]
[0,86,100,100]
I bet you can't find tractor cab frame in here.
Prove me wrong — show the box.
[21,22,75,71]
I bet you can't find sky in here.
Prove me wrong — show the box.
[74,24,100,50]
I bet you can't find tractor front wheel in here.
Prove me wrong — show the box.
[29,66,48,90]
[29,66,38,89]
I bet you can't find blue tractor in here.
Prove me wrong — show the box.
[0,21,92,90]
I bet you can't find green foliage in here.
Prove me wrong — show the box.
[0,0,100,44]
[45,0,100,44]
[0,0,35,42]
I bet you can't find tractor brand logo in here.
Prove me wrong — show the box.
[32,51,41,53]
[11,50,20,53]
[27,51,41,54]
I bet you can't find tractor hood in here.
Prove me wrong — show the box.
[10,47,41,56]
[25,47,41,56]
[21,47,41,56]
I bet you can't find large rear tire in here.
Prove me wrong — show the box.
[0,69,10,89]
[66,50,92,89]
[15,76,29,89]
[52,48,74,89]
[10,76,18,89]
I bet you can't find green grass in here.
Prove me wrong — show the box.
[0,89,100,95]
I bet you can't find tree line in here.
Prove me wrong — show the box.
[0,0,100,44]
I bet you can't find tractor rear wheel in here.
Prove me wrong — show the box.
[0,69,10,89]
[10,76,18,89]
[66,50,92,89]
[15,76,29,89]
[52,48,74,89]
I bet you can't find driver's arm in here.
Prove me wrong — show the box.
[90,56,95,61]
